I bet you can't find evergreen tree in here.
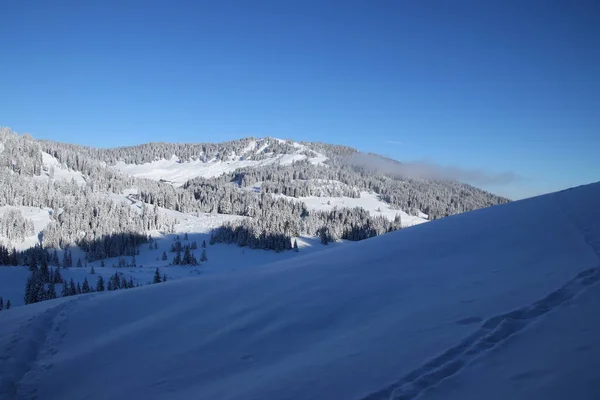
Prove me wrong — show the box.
[184,232,188,241]
[47,281,57,299]
[76,282,82,295]
[28,255,38,271]
[52,250,59,266]
[61,281,69,297]
[293,239,299,252]
[153,268,162,283]
[53,268,63,283]
[107,280,114,291]
[128,277,135,289]
[202,240,206,248]
[183,247,192,265]
[41,262,50,282]
[173,250,182,265]
[96,275,105,292]
[112,272,121,289]
[154,241,158,250]
[69,279,76,296]
[163,273,167,282]
[82,277,91,293]
[24,276,34,304]
[191,241,197,250]
[76,258,82,268]
[90,266,96,274]
[161,251,167,261]
[131,255,136,268]
[63,250,72,268]
[120,276,128,289]
[5,300,10,309]
[100,259,105,268]
[200,249,207,262]
[0,296,3,310]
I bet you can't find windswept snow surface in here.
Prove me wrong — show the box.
[2,183,600,400]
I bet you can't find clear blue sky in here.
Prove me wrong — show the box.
[1,0,598,199]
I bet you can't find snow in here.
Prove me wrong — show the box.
[0,206,52,250]
[112,141,328,186]
[277,191,428,227]
[0,193,342,309]
[37,152,86,185]
[1,182,600,400]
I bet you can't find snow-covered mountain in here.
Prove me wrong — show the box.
[0,127,508,254]
[1,182,598,399]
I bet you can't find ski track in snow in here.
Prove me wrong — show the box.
[360,189,600,400]
[0,295,96,400]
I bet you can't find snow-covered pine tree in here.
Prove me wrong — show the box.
[96,275,105,291]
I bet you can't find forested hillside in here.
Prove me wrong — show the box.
[0,127,508,257]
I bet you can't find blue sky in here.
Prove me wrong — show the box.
[1,0,598,199]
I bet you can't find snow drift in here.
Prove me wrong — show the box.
[1,182,599,400]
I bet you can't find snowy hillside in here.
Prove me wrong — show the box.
[113,139,328,186]
[274,191,428,227]
[1,182,598,400]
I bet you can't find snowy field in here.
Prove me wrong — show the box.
[0,202,341,309]
[1,182,599,400]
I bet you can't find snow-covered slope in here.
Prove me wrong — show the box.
[0,206,52,250]
[1,182,599,400]
[113,140,327,187]
[274,191,428,227]
[37,152,86,185]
